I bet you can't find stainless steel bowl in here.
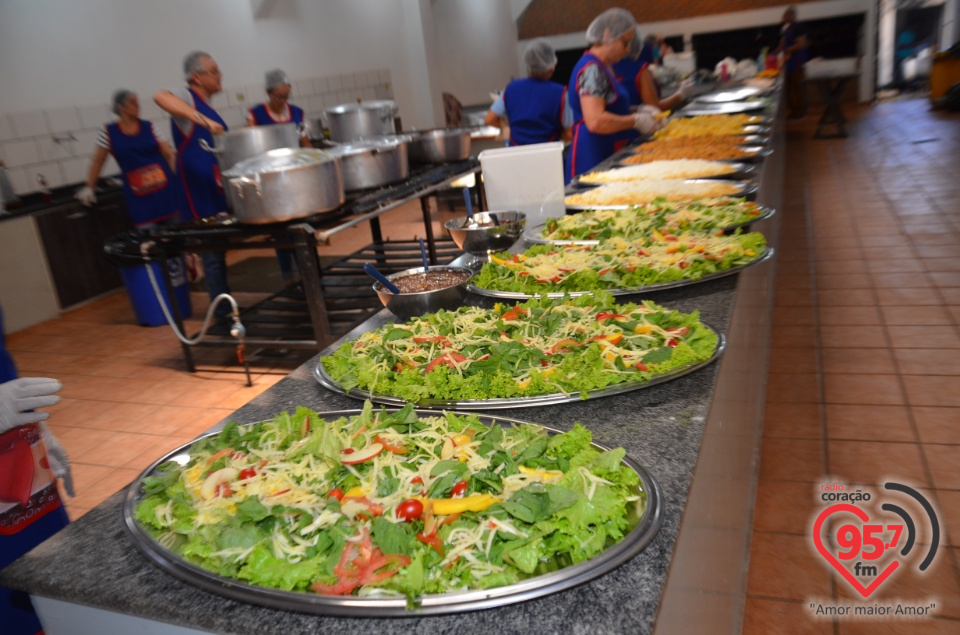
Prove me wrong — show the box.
[407,127,473,163]
[444,211,526,257]
[373,265,474,321]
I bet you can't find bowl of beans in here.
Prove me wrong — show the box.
[373,265,474,320]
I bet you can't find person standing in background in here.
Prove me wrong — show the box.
[566,8,661,181]
[75,90,181,229]
[777,6,809,119]
[615,30,694,113]
[246,69,310,286]
[484,39,572,146]
[0,306,72,635]
[154,51,232,320]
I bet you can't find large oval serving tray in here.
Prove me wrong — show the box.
[681,101,770,116]
[564,179,759,212]
[123,410,664,616]
[466,247,774,300]
[315,327,725,410]
[523,204,776,246]
[694,86,766,103]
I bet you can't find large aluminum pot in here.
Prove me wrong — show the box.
[407,127,473,163]
[328,135,410,191]
[323,100,398,142]
[200,123,301,172]
[222,148,344,224]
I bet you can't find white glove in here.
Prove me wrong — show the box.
[75,186,97,207]
[634,111,661,134]
[640,105,662,117]
[0,377,62,432]
[677,79,696,100]
[40,421,74,497]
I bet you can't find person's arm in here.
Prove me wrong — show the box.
[154,89,224,135]
[580,95,635,134]
[245,108,257,128]
[484,110,503,128]
[84,146,109,189]
[638,68,682,111]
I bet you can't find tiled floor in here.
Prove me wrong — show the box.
[745,100,960,633]
[5,199,447,520]
[5,101,959,630]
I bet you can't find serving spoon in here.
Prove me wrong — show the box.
[363,262,401,294]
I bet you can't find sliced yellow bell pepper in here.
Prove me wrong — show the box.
[431,494,500,515]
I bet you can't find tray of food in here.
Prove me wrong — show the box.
[564,179,757,209]
[578,160,750,184]
[694,86,766,103]
[654,115,766,140]
[468,232,771,298]
[621,142,765,164]
[523,198,774,245]
[124,404,663,615]
[318,293,723,408]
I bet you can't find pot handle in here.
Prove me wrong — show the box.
[380,103,398,124]
[199,139,222,154]
[231,176,262,201]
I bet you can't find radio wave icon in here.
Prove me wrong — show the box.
[882,482,939,571]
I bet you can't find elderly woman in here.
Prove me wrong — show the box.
[75,90,181,228]
[484,38,572,146]
[246,69,311,147]
[566,8,661,181]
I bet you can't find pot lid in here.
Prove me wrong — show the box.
[328,135,411,156]
[223,148,336,177]
[324,100,396,114]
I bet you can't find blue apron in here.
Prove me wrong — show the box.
[172,89,228,220]
[107,120,180,227]
[612,57,644,106]
[566,52,632,182]
[502,78,566,146]
[0,309,69,635]
[248,103,304,126]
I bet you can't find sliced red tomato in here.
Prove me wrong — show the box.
[451,480,468,498]
[678,262,690,269]
[501,311,521,321]
[311,576,361,596]
[550,339,581,355]
[215,483,232,498]
[425,352,468,373]
[416,531,444,556]
[666,326,690,337]
[635,362,649,371]
[328,488,344,501]
[666,339,678,348]
[374,435,408,455]
[359,553,412,586]
[595,312,625,321]
[413,336,450,346]
[238,468,257,481]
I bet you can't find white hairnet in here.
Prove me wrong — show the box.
[265,69,290,91]
[111,89,135,115]
[627,27,643,60]
[585,8,636,45]
[524,38,557,74]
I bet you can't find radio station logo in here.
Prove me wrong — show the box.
[812,481,940,599]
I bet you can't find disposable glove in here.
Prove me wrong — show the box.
[640,105,662,117]
[40,421,74,497]
[75,186,97,207]
[677,79,696,100]
[0,377,62,432]
[634,111,661,134]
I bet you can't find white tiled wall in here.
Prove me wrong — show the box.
[0,68,392,197]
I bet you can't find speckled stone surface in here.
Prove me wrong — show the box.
[0,276,740,635]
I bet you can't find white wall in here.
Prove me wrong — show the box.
[0,0,517,128]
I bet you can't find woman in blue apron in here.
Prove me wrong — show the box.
[566,9,660,182]
[614,33,693,117]
[0,306,72,635]
[485,39,571,146]
[246,69,311,285]
[154,51,232,320]
[75,90,181,228]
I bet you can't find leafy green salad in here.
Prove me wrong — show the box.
[472,231,768,295]
[133,403,644,601]
[321,293,719,402]
[541,197,765,242]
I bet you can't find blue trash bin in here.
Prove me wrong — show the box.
[119,256,193,327]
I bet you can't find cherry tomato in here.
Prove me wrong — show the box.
[451,480,468,498]
[328,488,344,501]
[396,499,424,522]
[411,476,424,485]
[238,468,257,481]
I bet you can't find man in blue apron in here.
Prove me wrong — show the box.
[566,9,661,182]
[154,51,232,320]
[0,306,72,635]
[777,6,809,119]
[484,39,572,146]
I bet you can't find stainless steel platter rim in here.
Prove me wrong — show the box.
[123,410,664,616]
[314,326,725,410]
[522,204,776,246]
[694,86,766,103]
[465,247,774,299]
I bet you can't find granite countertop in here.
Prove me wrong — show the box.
[0,272,738,635]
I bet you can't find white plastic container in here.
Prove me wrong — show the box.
[478,142,565,227]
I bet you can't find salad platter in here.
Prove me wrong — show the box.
[523,201,775,246]
[317,294,725,409]
[124,406,664,616]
